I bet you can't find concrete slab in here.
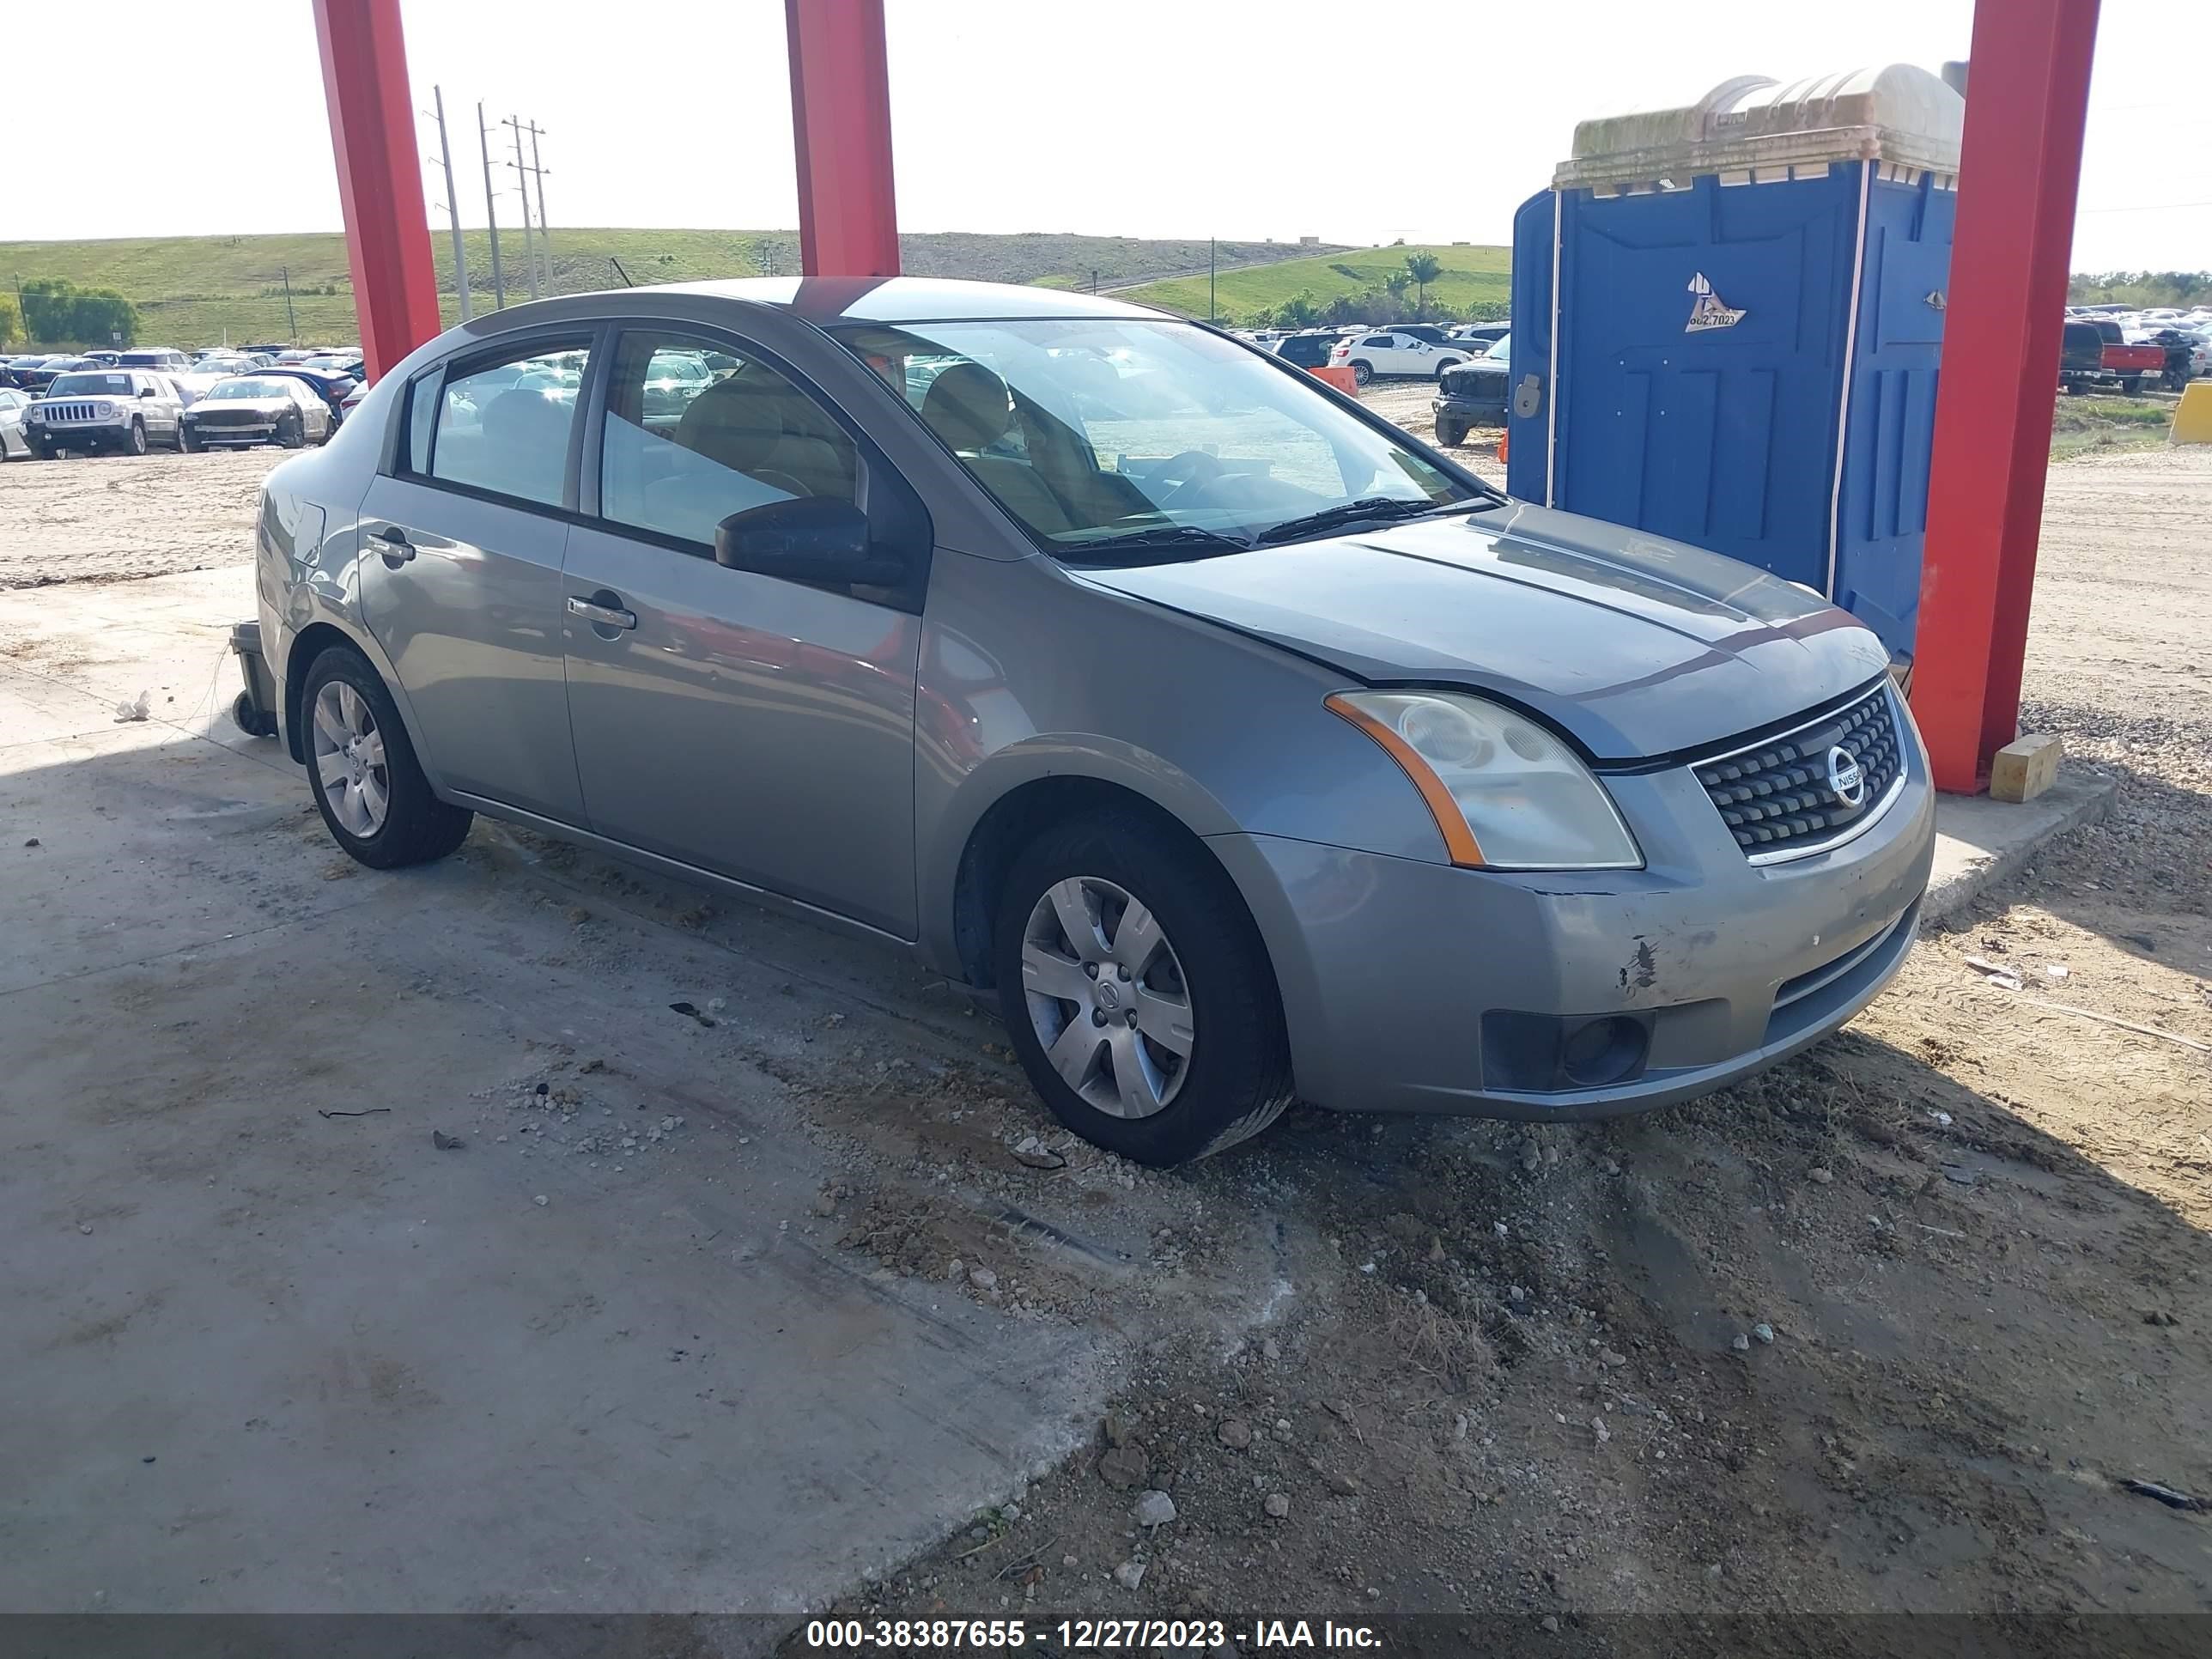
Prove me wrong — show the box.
[1923,764,2118,926]
[0,573,1303,1630]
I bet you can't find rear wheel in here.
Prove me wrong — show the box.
[301,647,474,869]
[992,811,1292,1167]
[2119,374,2142,395]
[1350,360,1374,387]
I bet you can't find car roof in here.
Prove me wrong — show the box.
[473,275,1168,331]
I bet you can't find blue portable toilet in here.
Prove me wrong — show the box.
[1504,68,1963,662]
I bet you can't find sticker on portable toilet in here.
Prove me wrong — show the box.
[1684,272,1747,333]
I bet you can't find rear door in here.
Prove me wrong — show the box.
[356,330,597,824]
[559,326,924,936]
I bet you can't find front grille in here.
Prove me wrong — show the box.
[44,402,100,423]
[1692,682,1905,860]
[194,408,268,427]
[1440,367,1504,398]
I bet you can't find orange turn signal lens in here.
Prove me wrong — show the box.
[1326,693,1486,867]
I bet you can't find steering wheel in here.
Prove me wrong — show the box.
[1150,448,1228,510]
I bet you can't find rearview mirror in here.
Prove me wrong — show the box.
[714,497,906,587]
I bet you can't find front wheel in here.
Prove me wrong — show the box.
[301,647,474,869]
[278,413,305,449]
[1436,419,1467,448]
[126,420,147,457]
[1350,360,1374,387]
[181,426,202,453]
[993,811,1293,1167]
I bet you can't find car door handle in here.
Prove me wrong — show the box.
[567,595,637,630]
[368,526,414,563]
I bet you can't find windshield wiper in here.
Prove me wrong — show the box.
[1255,495,1489,547]
[1055,524,1256,566]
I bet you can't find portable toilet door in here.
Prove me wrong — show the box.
[1523,68,1962,662]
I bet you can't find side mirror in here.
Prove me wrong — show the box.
[139,386,158,398]
[714,496,906,587]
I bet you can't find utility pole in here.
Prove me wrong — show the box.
[478,100,506,309]
[432,86,471,321]
[506,116,541,301]
[280,266,298,340]
[526,122,551,295]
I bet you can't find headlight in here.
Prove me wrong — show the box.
[1327,690,1643,871]
[27,406,43,422]
[94,401,116,418]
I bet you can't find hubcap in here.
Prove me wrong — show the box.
[1019,876,1194,1119]
[311,681,390,838]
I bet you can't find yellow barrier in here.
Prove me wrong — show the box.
[2174,382,2212,445]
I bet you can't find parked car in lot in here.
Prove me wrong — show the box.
[181,374,335,450]
[118,346,195,379]
[246,365,359,429]
[1270,330,1346,370]
[1432,334,1513,444]
[1328,328,1474,385]
[23,368,186,456]
[252,277,1932,1165]
[0,387,33,460]
[1448,321,1510,350]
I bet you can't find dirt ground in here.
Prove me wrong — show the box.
[3,424,2207,1645]
[0,448,286,591]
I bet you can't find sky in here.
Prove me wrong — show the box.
[3,0,2205,271]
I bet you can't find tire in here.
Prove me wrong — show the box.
[126,420,147,457]
[992,811,1293,1167]
[231,689,277,739]
[1350,361,1373,387]
[278,413,305,449]
[181,426,202,453]
[1436,420,1467,448]
[2119,375,2142,395]
[301,646,474,869]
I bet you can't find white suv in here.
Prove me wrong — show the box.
[1328,329,1472,386]
[24,369,187,458]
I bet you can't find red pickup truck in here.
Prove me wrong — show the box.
[2090,318,2165,392]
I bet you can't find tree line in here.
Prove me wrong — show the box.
[1219,252,1511,331]
[2066,271,2212,307]
[0,280,141,349]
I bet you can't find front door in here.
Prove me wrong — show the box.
[561,329,921,938]
[357,332,596,824]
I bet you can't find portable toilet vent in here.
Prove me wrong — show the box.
[1504,67,1964,660]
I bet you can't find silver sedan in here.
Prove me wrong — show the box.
[251,278,1933,1165]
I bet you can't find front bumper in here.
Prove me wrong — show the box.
[1211,731,1936,1119]
[27,421,129,451]
[189,422,278,445]
[1434,387,1508,423]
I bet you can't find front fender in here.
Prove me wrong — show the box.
[915,733,1243,978]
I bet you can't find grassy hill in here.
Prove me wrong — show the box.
[0,230,1347,349]
[1120,243,1512,321]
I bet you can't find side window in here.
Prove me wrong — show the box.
[1361,334,1391,348]
[405,374,441,474]
[599,330,858,550]
[424,341,589,508]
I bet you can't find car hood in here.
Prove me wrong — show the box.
[1072,501,1892,762]
[190,397,289,414]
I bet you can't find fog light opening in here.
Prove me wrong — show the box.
[1560,1016,1649,1088]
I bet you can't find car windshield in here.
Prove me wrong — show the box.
[208,379,288,400]
[47,374,132,398]
[832,318,1494,559]
[1484,336,1510,362]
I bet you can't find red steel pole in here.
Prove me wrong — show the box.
[311,0,444,381]
[785,0,902,278]
[1911,0,2100,792]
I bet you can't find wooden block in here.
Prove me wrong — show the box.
[1990,733,2063,803]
